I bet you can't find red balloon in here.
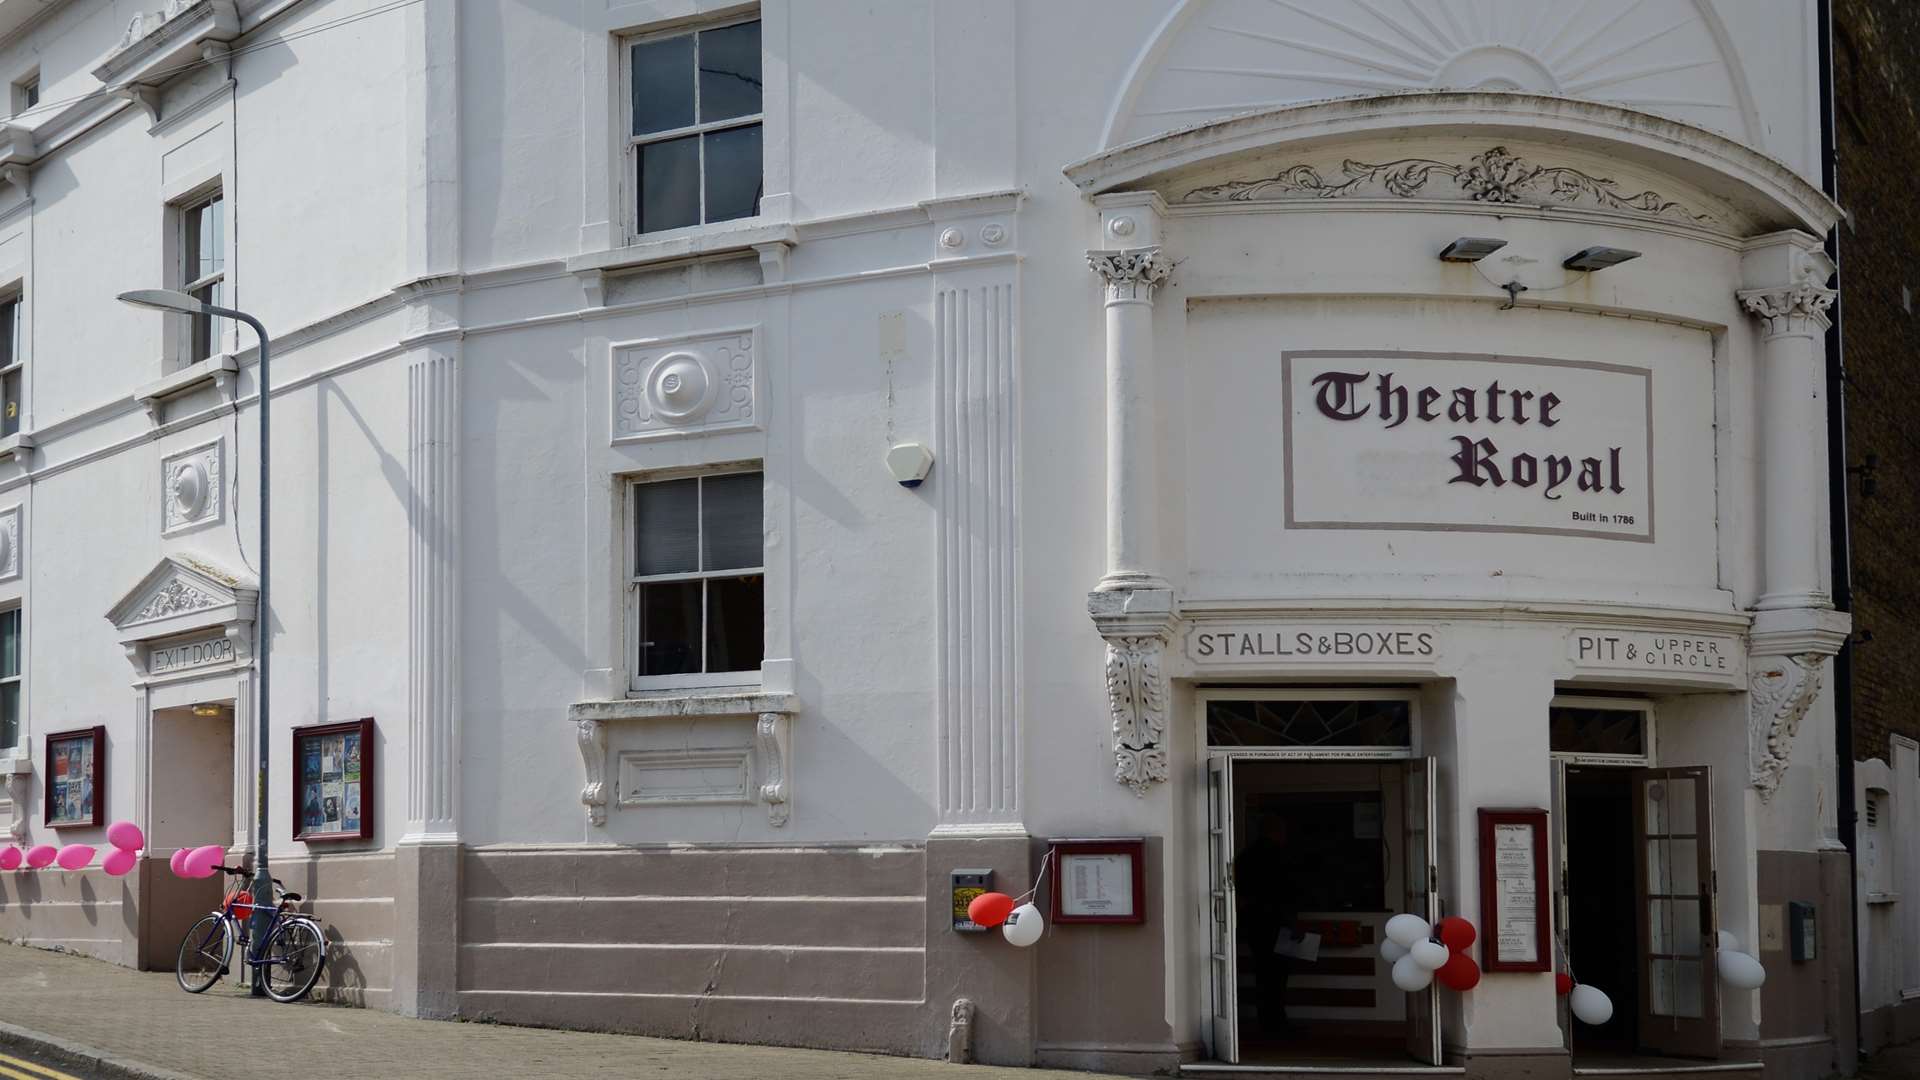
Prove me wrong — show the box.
[1555,972,1575,996]
[967,891,1014,929]
[1437,916,1476,952]
[1436,951,1481,991]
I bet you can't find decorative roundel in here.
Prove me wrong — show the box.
[170,461,208,518]
[646,352,716,423]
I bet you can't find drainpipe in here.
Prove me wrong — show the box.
[1815,0,1863,1066]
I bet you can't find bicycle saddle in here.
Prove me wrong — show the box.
[281,891,303,902]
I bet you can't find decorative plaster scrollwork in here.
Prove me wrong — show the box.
[1183,146,1714,224]
[612,330,759,442]
[132,580,221,623]
[1105,633,1170,796]
[1087,247,1173,304]
[1749,653,1827,802]
[162,441,223,535]
[576,718,608,826]
[0,506,19,582]
[757,712,791,827]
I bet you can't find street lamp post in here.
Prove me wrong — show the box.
[118,289,273,997]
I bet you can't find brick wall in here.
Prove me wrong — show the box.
[1834,0,1920,765]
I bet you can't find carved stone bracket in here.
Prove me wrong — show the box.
[1090,588,1178,797]
[757,712,791,827]
[576,718,608,826]
[3,771,26,843]
[1748,653,1827,802]
[1087,247,1172,304]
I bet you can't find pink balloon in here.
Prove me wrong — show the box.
[184,844,225,879]
[168,848,191,877]
[24,845,55,869]
[101,849,136,877]
[55,845,95,871]
[106,821,144,853]
[0,847,20,870]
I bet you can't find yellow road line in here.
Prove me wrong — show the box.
[0,1053,82,1080]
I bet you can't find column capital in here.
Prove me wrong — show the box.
[1737,281,1836,338]
[1089,589,1178,797]
[1087,247,1173,304]
[1737,231,1835,339]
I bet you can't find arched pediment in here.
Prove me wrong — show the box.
[1065,92,1836,238]
[1104,0,1759,153]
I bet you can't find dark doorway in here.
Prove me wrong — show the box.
[1231,759,1414,1065]
[1566,767,1640,1053]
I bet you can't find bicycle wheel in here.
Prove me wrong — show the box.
[260,918,326,1003]
[175,914,233,993]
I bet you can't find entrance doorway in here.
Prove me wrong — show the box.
[1201,690,1439,1068]
[1551,698,1722,1064]
[149,703,235,848]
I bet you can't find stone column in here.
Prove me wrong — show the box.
[1736,233,1850,814]
[1086,194,1177,797]
[1737,233,1837,613]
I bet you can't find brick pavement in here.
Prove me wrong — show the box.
[0,942,1116,1080]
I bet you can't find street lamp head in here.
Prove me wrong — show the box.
[117,288,209,315]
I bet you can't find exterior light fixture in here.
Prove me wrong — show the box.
[116,288,211,314]
[1438,237,1507,262]
[191,702,229,718]
[1562,247,1641,272]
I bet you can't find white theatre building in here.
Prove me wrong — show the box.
[0,1,1862,1077]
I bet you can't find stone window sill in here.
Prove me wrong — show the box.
[0,433,32,463]
[567,220,797,304]
[1866,891,1899,906]
[134,354,237,423]
[569,688,797,723]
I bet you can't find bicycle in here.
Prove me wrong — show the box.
[175,865,328,1003]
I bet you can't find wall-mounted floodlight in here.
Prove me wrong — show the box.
[1562,247,1641,272]
[1438,237,1507,263]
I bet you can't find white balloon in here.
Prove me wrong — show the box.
[1570,984,1614,1025]
[1379,940,1409,963]
[1392,954,1434,992]
[1001,903,1044,947]
[1716,929,1738,952]
[1385,913,1432,948]
[1410,939,1451,971]
[1717,949,1767,990]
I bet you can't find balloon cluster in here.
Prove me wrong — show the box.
[1379,914,1481,992]
[962,849,1059,948]
[1715,931,1766,990]
[0,821,145,875]
[168,844,231,880]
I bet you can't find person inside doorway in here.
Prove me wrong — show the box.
[1237,814,1305,1037]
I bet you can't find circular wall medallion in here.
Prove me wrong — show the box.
[938,227,965,250]
[646,352,716,423]
[980,223,1007,246]
[1108,216,1136,238]
[170,462,208,520]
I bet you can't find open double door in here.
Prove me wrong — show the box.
[1552,762,1722,1060]
[1205,756,1440,1065]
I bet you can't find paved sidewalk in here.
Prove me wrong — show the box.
[0,942,1117,1080]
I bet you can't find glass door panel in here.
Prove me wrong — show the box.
[1404,756,1440,1066]
[1633,767,1719,1058]
[1207,756,1239,1063]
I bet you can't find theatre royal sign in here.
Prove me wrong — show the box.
[1283,350,1654,542]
